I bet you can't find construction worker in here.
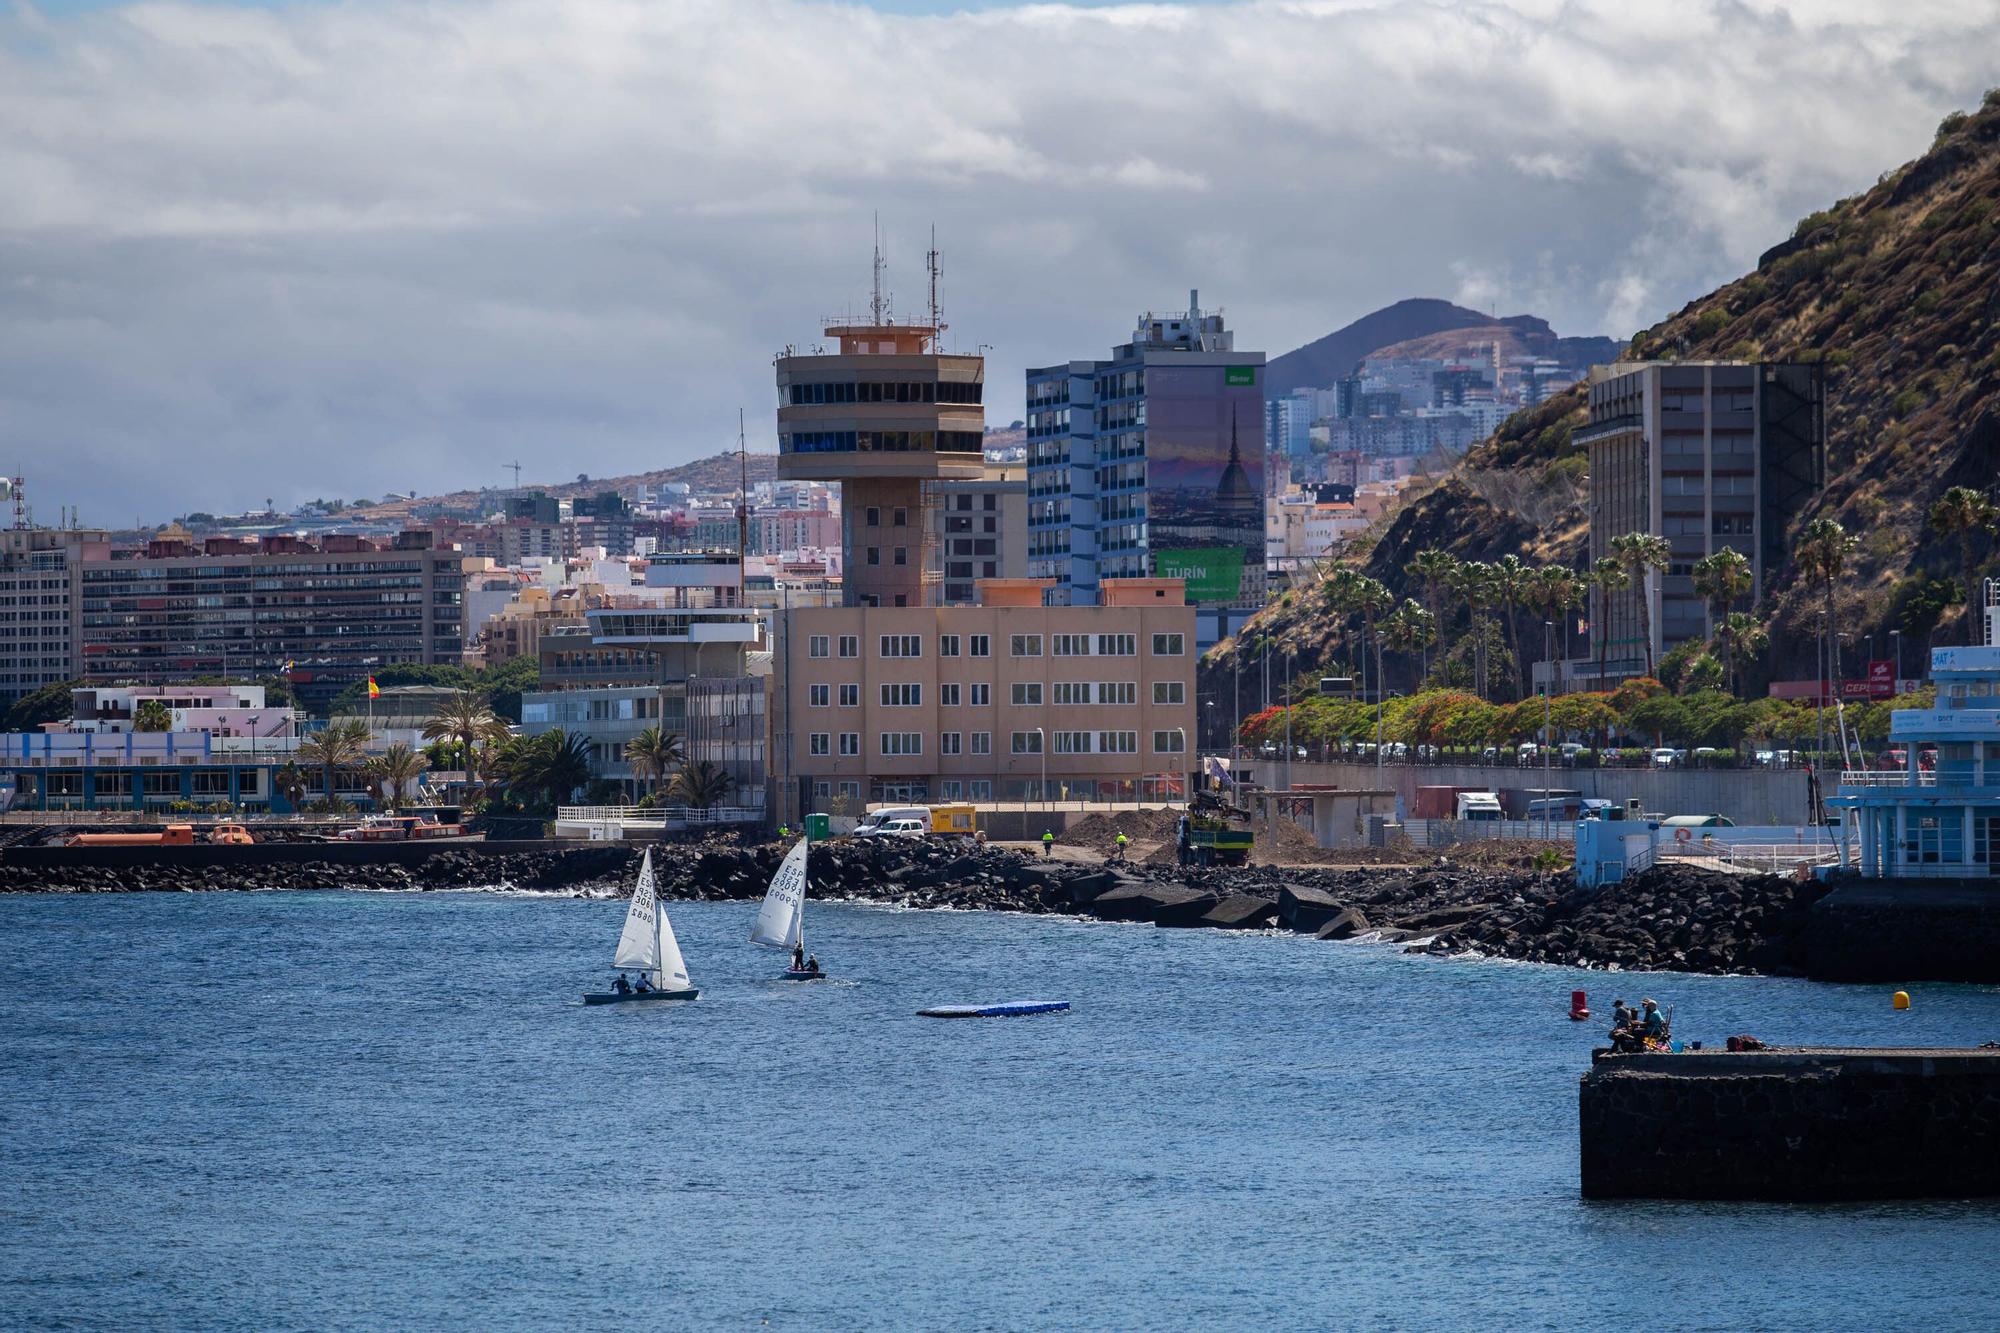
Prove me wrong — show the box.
[1112,832,1129,863]
[1042,830,1055,858]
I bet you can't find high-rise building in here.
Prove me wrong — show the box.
[775,311,985,607]
[1025,292,1266,635]
[1577,361,1823,682]
[935,463,1027,606]
[0,527,104,710]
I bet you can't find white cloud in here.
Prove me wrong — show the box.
[0,0,1994,518]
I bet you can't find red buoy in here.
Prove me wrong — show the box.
[1569,989,1591,1021]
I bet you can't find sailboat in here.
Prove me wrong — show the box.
[583,848,698,1004]
[751,838,823,980]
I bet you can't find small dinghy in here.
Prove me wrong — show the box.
[583,849,698,1005]
[918,1000,1070,1019]
[752,837,826,981]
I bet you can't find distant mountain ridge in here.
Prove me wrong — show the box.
[1265,298,1495,395]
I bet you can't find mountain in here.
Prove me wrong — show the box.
[1364,319,1623,371]
[1210,90,2000,717]
[334,451,781,523]
[1264,298,1495,394]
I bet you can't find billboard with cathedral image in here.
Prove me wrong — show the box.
[1144,363,1266,606]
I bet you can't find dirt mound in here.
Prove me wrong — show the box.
[1253,816,1343,866]
[1058,809,1180,855]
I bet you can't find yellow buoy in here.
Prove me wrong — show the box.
[1893,990,1911,1010]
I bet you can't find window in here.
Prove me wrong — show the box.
[866,547,880,566]
[894,547,908,566]
[1151,633,1185,656]
[1096,730,1138,754]
[809,732,830,756]
[880,635,922,658]
[839,684,860,707]
[881,732,923,756]
[970,635,991,657]
[969,779,992,799]
[1096,682,1136,705]
[1011,731,1043,754]
[809,634,829,658]
[1011,634,1043,657]
[939,683,961,706]
[940,779,963,799]
[841,780,862,798]
[1054,731,1092,754]
[866,507,881,527]
[970,683,991,706]
[838,635,859,658]
[1152,730,1186,754]
[1053,633,1091,656]
[1153,681,1186,705]
[1096,633,1136,656]
[840,732,860,756]
[809,684,830,707]
[971,732,991,755]
[881,683,922,707]
[940,634,961,657]
[815,781,831,798]
[893,507,908,527]
[941,732,962,755]
[1011,682,1043,706]
[1053,682,1091,705]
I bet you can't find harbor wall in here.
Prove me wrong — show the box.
[1803,879,2000,982]
[0,839,562,871]
[1264,761,1808,828]
[1579,1048,2000,1200]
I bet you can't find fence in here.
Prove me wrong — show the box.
[1401,818,1571,848]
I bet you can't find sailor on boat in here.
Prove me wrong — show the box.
[613,974,632,996]
[805,953,821,975]
[792,942,806,972]
[635,974,653,994]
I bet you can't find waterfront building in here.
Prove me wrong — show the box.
[68,683,293,738]
[1024,292,1267,644]
[75,530,468,710]
[0,527,105,710]
[1575,361,1823,684]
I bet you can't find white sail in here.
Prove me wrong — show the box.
[612,848,662,974]
[655,896,693,992]
[750,838,809,951]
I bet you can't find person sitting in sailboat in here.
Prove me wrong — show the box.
[612,974,632,996]
[635,973,653,994]
[805,953,820,975]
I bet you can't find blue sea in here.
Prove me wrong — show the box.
[3,890,1997,1331]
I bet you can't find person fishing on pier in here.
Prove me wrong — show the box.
[1641,999,1669,1043]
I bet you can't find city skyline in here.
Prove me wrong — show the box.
[2,0,1995,520]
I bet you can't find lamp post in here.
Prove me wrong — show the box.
[1035,726,1046,815]
[1542,621,1553,841]
[1889,628,1903,689]
[247,714,259,808]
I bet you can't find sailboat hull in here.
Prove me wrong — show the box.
[781,969,827,982]
[583,988,700,1006]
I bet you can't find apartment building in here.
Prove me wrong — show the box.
[935,463,1027,605]
[0,528,103,709]
[773,577,1195,811]
[75,531,468,708]
[1576,361,1823,681]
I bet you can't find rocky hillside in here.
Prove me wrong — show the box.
[1219,91,2000,705]
[1267,298,1495,394]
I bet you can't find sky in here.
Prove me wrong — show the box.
[2,0,1996,523]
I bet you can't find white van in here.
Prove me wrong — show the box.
[853,805,929,838]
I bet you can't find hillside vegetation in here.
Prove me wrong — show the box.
[1208,90,2000,733]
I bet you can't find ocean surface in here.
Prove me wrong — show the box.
[3,889,1998,1331]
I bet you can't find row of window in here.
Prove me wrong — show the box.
[806,631,1185,660]
[782,430,985,454]
[805,681,1186,708]
[804,730,1186,758]
[787,380,984,406]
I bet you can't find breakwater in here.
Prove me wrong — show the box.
[1803,880,2000,982]
[1579,1048,2000,1200]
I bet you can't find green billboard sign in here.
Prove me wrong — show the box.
[1224,365,1257,386]
[1155,546,1245,603]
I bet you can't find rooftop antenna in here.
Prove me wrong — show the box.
[505,460,523,489]
[926,225,945,347]
[736,408,748,602]
[10,476,24,530]
[871,212,887,326]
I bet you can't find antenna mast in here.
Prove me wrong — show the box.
[871,212,886,325]
[505,461,523,489]
[927,225,945,348]
[736,408,749,604]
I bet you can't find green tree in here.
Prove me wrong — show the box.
[504,729,594,811]
[622,726,686,798]
[666,758,734,810]
[1404,548,1460,677]
[296,718,374,803]
[272,761,309,809]
[1717,611,1768,697]
[4,679,82,732]
[1927,485,1997,644]
[1797,517,1860,689]
[1610,532,1673,681]
[421,688,507,769]
[133,699,173,733]
[1448,560,1497,699]
[1381,600,1437,692]
[1691,547,1754,636]
[1589,558,1628,692]
[1490,554,1533,699]
[367,742,430,811]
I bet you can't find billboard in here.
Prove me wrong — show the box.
[1144,363,1265,607]
[1155,546,1246,603]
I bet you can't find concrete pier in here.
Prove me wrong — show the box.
[1579,1048,2000,1200]
[1802,880,2000,982]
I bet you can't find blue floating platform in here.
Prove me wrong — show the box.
[918,1000,1070,1019]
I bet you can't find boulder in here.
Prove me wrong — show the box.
[1151,892,1225,927]
[1201,894,1280,930]
[1391,903,1495,933]
[1316,907,1373,940]
[1090,883,1210,923]
[1278,884,1345,933]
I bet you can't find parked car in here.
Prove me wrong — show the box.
[1516,742,1540,766]
[1558,742,1589,764]
[1651,747,1685,768]
[873,817,928,840]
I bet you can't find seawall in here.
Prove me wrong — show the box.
[1271,760,1807,828]
[0,839,561,871]
[1802,879,2000,982]
[1579,1048,2000,1200]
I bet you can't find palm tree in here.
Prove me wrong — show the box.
[367,742,430,812]
[1488,554,1533,698]
[1718,611,1768,696]
[1928,485,1998,644]
[1381,600,1437,691]
[1533,564,1584,686]
[295,718,373,805]
[1797,517,1860,692]
[505,729,595,811]
[133,698,173,732]
[1691,547,1754,637]
[1589,557,1628,690]
[273,761,308,810]
[422,688,503,770]
[666,759,734,810]
[1406,548,1460,677]
[1448,560,1496,698]
[622,726,685,799]
[1610,532,1673,680]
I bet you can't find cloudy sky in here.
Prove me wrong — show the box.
[2,0,1995,522]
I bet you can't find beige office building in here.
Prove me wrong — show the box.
[774,578,1195,815]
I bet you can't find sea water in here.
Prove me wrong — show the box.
[2,890,1997,1330]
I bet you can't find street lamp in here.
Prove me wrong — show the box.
[1034,726,1046,814]
[1542,621,1554,840]
[1889,629,1903,688]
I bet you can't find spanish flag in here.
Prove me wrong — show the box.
[281,659,295,674]
[367,677,380,699]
